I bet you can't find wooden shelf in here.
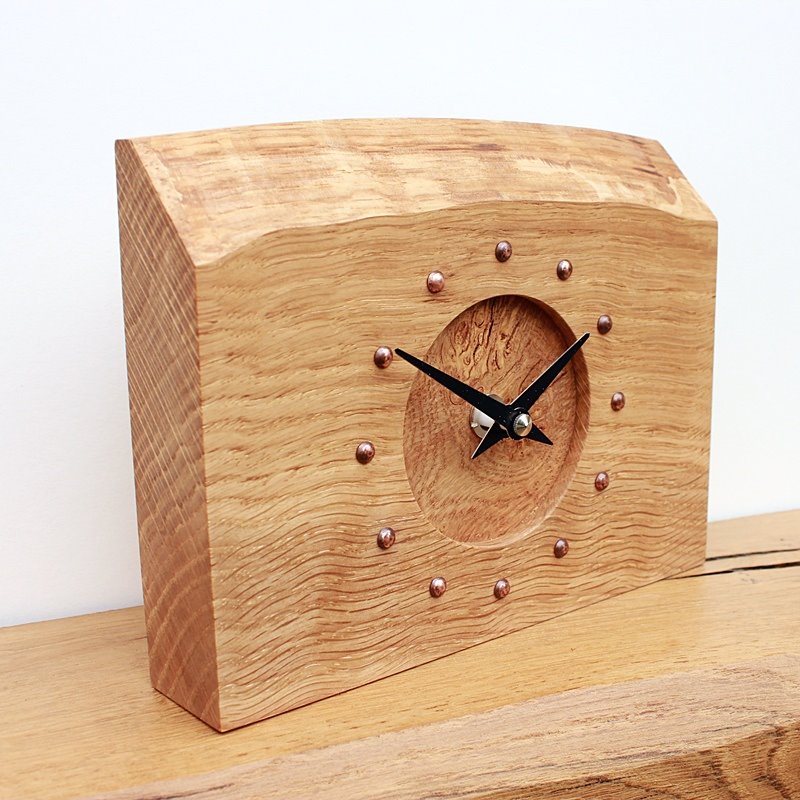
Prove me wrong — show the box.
[3,510,799,799]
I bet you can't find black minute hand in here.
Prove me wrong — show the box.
[515,332,590,411]
[471,332,590,460]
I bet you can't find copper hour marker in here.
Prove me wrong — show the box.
[376,527,396,549]
[356,441,375,464]
[495,240,512,262]
[597,314,613,334]
[553,538,569,558]
[373,346,393,368]
[595,471,610,491]
[429,577,447,597]
[493,578,510,599]
[426,271,445,293]
[611,391,625,411]
[556,259,573,280]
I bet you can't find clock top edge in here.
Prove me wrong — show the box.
[116,118,714,267]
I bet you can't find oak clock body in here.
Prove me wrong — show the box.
[116,119,716,731]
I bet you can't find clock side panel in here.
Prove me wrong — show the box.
[195,201,716,730]
[116,140,222,728]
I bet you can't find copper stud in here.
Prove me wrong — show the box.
[595,471,610,491]
[373,346,393,369]
[495,240,512,262]
[556,259,573,280]
[377,527,396,550]
[611,391,626,411]
[356,441,375,464]
[493,578,510,599]
[426,271,445,294]
[597,314,613,334]
[429,576,447,598]
[553,538,569,558]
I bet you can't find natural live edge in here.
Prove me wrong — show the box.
[126,118,715,267]
[117,119,717,731]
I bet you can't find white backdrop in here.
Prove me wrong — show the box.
[2,1,798,627]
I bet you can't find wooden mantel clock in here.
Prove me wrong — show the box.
[116,119,716,731]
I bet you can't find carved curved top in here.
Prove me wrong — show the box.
[119,118,714,267]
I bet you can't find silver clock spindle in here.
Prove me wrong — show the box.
[470,394,503,439]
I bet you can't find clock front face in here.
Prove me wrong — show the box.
[194,199,713,727]
[402,294,590,546]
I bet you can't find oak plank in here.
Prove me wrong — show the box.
[680,548,800,577]
[92,654,800,800]
[705,507,800,558]
[1,511,798,800]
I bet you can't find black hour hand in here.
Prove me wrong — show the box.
[395,348,553,457]
[394,348,508,425]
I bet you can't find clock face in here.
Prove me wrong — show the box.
[402,294,589,545]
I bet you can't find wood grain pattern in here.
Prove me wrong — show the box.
[1,512,799,800]
[94,655,800,800]
[115,140,220,728]
[117,120,717,730]
[706,508,800,557]
[130,118,713,266]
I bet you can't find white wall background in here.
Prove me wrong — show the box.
[1,1,798,627]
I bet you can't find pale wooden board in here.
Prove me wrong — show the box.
[706,507,800,557]
[1,511,799,800]
[93,655,800,800]
[118,119,717,728]
[682,508,800,576]
[682,548,800,576]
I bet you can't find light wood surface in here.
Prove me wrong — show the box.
[130,118,714,267]
[97,655,800,800]
[2,510,799,799]
[117,119,717,729]
[116,140,221,728]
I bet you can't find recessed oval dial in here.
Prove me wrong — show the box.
[401,294,590,546]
